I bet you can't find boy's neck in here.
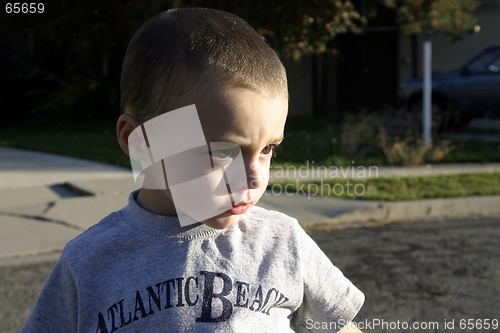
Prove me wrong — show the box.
[136,189,178,216]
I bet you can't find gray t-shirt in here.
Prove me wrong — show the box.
[23,191,364,332]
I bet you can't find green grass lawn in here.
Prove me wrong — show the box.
[269,172,500,201]
[0,126,130,167]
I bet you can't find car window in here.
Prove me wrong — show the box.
[488,55,500,73]
[467,48,500,74]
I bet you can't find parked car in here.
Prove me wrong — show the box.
[398,45,500,131]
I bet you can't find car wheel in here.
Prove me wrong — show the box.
[409,102,450,133]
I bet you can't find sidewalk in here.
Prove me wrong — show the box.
[1,146,499,266]
[269,161,500,180]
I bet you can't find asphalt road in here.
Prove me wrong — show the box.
[311,216,500,333]
[1,216,499,333]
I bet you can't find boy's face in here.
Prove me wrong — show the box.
[136,87,288,229]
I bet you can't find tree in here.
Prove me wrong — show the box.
[384,0,478,39]
[172,0,365,60]
[243,0,364,61]
[1,0,364,122]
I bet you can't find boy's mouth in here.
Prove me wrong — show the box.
[225,195,253,215]
[226,202,251,215]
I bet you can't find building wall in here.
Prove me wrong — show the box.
[399,2,500,82]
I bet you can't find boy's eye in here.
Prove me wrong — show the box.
[261,145,272,154]
[261,144,277,157]
[208,142,240,165]
[214,149,235,160]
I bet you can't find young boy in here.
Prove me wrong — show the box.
[23,8,364,332]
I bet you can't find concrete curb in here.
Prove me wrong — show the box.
[309,195,500,229]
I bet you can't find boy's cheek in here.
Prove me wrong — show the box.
[249,161,270,183]
[261,161,272,181]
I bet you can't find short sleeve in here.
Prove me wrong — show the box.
[292,226,364,332]
[22,255,79,333]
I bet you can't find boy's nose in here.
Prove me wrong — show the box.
[245,161,265,189]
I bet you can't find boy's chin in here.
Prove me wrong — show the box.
[201,214,241,230]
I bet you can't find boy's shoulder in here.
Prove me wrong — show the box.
[61,209,129,260]
[238,205,303,238]
[244,205,299,226]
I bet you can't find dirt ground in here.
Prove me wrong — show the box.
[1,216,498,332]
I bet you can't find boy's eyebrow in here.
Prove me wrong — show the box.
[207,134,284,146]
[273,135,284,144]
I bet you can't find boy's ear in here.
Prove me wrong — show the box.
[116,114,142,156]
